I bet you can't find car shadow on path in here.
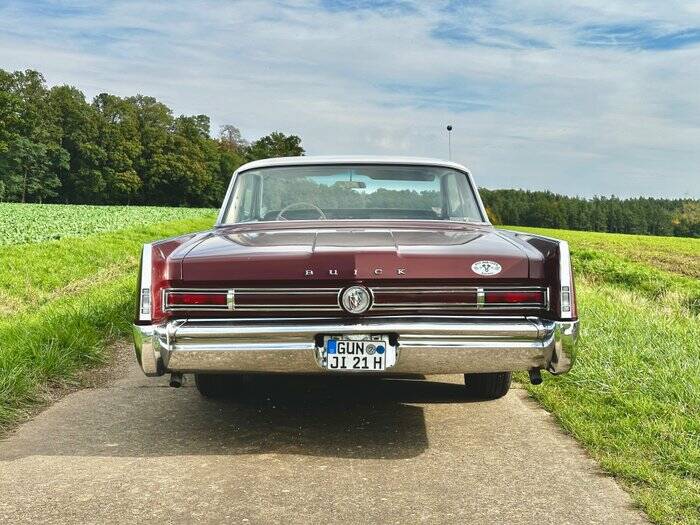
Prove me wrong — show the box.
[0,375,481,461]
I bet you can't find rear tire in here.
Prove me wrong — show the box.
[194,373,237,398]
[463,372,512,400]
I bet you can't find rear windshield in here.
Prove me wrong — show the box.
[222,164,484,223]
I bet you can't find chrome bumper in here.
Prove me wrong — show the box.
[133,316,578,377]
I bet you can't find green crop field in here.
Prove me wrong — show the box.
[0,202,214,245]
[0,208,698,524]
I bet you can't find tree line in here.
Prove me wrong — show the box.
[481,189,699,238]
[0,68,697,237]
[0,69,303,207]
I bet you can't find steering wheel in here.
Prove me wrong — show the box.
[276,202,327,221]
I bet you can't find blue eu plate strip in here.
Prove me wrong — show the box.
[326,339,337,354]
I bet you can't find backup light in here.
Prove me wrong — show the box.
[140,289,151,315]
[561,286,571,312]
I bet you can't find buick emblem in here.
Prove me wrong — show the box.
[340,286,372,314]
[471,260,502,276]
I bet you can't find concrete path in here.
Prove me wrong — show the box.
[0,358,648,524]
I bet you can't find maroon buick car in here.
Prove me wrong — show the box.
[133,156,578,400]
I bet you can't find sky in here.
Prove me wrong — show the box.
[0,0,699,198]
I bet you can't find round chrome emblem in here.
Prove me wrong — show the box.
[471,260,502,276]
[340,286,372,314]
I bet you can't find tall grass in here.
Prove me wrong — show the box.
[512,226,700,524]
[0,277,133,425]
[526,280,700,524]
[0,215,215,427]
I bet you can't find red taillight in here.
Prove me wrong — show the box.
[165,291,229,309]
[484,290,545,305]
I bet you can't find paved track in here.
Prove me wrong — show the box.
[0,358,648,524]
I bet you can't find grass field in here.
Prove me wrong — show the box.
[0,209,698,524]
[510,226,700,525]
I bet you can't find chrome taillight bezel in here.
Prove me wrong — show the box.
[163,289,233,311]
[558,241,575,319]
[138,243,153,322]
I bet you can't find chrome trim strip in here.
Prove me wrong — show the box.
[165,286,546,293]
[224,304,339,312]
[227,290,235,310]
[167,317,543,340]
[138,244,153,322]
[558,241,574,319]
[373,304,543,310]
[164,304,230,312]
[373,286,531,292]
[166,288,231,292]
[163,289,231,312]
[476,288,485,309]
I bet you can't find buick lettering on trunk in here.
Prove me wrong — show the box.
[133,156,579,399]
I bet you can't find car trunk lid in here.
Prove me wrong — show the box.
[176,222,540,283]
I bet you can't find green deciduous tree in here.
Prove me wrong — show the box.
[3,136,64,202]
[247,131,304,160]
[0,69,67,202]
[93,93,142,203]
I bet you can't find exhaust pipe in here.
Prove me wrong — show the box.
[528,369,543,385]
[169,372,184,388]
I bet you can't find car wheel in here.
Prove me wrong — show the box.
[463,372,512,400]
[194,373,237,398]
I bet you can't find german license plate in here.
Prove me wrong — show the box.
[322,335,393,371]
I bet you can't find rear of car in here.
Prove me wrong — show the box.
[133,157,578,400]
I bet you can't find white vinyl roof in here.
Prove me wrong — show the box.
[235,155,472,174]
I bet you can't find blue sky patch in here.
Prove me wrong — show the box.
[431,22,551,49]
[11,0,99,18]
[319,0,416,14]
[577,23,700,51]
[378,81,495,113]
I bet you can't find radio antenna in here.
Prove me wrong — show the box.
[446,125,453,160]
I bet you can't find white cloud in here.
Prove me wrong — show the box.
[0,0,699,197]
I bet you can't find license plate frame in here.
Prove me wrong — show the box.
[321,335,395,372]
